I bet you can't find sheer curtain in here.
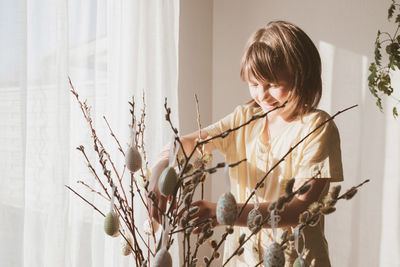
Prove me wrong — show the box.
[0,0,179,266]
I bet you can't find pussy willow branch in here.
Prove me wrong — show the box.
[253,179,371,267]
[65,185,146,262]
[103,116,125,156]
[69,77,130,211]
[282,179,371,246]
[238,104,358,218]
[221,177,317,267]
[77,180,109,201]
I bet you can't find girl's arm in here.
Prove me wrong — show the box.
[236,178,329,228]
[186,178,329,230]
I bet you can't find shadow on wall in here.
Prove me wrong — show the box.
[318,40,395,267]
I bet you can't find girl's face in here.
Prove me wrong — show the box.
[248,78,291,114]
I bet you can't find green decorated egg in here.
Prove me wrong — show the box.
[247,208,262,230]
[158,167,178,196]
[125,146,142,173]
[216,192,238,225]
[263,242,285,267]
[152,248,172,267]
[121,237,133,256]
[104,211,120,237]
[293,257,309,267]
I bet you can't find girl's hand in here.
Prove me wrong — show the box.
[178,200,219,234]
[147,159,169,224]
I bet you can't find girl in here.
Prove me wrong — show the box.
[148,20,343,267]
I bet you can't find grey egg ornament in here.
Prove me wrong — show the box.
[158,167,178,196]
[104,211,120,237]
[216,192,238,225]
[152,248,172,267]
[125,146,142,173]
[263,242,285,267]
[247,208,262,230]
[293,257,309,267]
[121,237,133,256]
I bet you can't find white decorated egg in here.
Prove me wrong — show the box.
[143,218,159,235]
[158,167,178,196]
[263,242,285,267]
[125,146,142,173]
[121,237,133,256]
[216,192,238,225]
[104,211,120,237]
[247,208,262,230]
[152,248,172,267]
[293,257,309,267]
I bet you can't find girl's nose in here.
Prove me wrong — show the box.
[257,86,269,100]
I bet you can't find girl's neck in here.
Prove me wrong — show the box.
[260,114,291,144]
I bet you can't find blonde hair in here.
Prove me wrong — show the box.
[240,21,322,120]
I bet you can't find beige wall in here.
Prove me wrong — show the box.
[179,0,395,266]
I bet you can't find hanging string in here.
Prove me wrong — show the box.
[162,220,171,249]
[269,209,281,242]
[224,164,231,193]
[168,135,180,168]
[110,186,116,213]
[294,225,306,265]
[130,125,137,148]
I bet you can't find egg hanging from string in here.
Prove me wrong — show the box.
[293,257,309,267]
[263,242,285,267]
[216,192,238,225]
[125,145,142,173]
[152,248,172,267]
[158,167,178,196]
[121,237,133,256]
[104,211,120,237]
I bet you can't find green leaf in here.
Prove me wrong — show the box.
[396,14,400,23]
[393,107,398,118]
[376,98,383,111]
[375,46,382,65]
[388,3,396,19]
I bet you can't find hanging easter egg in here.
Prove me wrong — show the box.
[152,248,172,267]
[143,218,159,235]
[125,146,142,173]
[247,208,262,230]
[263,242,285,267]
[104,211,120,237]
[121,237,133,256]
[158,167,178,196]
[216,192,238,225]
[293,257,309,267]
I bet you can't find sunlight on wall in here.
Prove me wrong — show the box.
[318,41,335,114]
[380,71,400,267]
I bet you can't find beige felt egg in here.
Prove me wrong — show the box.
[247,208,262,230]
[104,211,120,237]
[263,242,285,267]
[216,192,238,225]
[143,218,159,235]
[158,167,178,196]
[125,146,142,173]
[121,237,133,256]
[152,248,172,267]
[293,257,309,267]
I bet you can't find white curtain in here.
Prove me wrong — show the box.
[0,0,180,266]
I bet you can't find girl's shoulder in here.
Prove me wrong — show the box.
[294,109,340,135]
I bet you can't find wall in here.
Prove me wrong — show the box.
[179,1,399,266]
